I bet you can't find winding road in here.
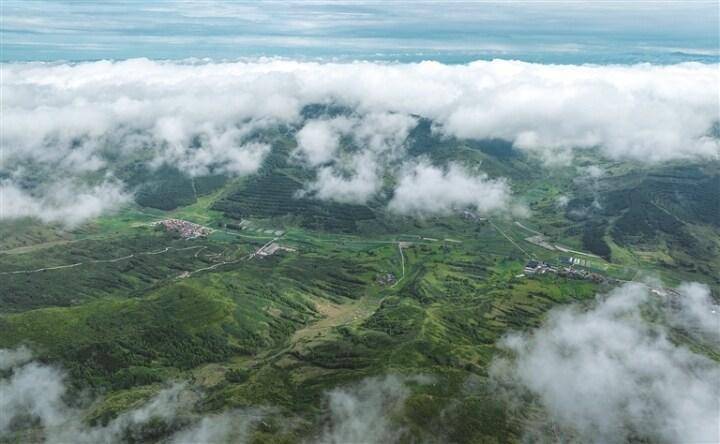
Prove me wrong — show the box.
[0,245,205,276]
[391,242,406,288]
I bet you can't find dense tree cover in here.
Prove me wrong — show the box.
[0,233,228,311]
[582,221,611,260]
[214,172,376,232]
[121,164,197,210]
[193,174,228,196]
[118,162,228,210]
[2,126,718,443]
[566,166,719,267]
[0,284,235,390]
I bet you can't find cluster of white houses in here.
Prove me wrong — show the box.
[156,219,211,239]
[256,242,296,257]
[523,259,605,283]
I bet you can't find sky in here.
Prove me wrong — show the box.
[1,0,718,63]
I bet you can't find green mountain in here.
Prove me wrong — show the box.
[1,123,718,443]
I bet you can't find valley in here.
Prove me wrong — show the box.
[2,6,718,441]
[2,133,717,442]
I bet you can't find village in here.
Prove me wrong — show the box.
[155,219,212,239]
[521,259,606,283]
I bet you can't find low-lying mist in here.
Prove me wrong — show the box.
[492,281,720,443]
[0,349,432,444]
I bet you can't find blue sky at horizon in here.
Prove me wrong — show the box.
[1,0,718,64]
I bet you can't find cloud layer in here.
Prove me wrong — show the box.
[5,59,717,169]
[2,59,718,223]
[493,282,720,444]
[388,161,515,216]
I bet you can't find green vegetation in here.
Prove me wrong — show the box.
[565,163,720,287]
[211,137,380,233]
[1,129,718,443]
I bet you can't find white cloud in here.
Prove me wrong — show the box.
[492,282,720,444]
[350,112,418,157]
[4,59,716,173]
[388,161,514,216]
[0,360,69,436]
[0,350,261,444]
[0,346,33,371]
[151,119,271,176]
[672,282,720,344]
[314,375,432,444]
[438,62,719,163]
[2,59,718,221]
[555,194,570,208]
[0,349,429,444]
[294,117,354,166]
[298,112,418,204]
[583,165,605,179]
[0,179,131,226]
[170,410,263,444]
[0,353,189,443]
[305,151,382,204]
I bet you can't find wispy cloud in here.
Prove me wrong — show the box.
[0,350,265,443]
[1,1,717,62]
[492,281,720,443]
[0,180,130,227]
[0,349,430,444]
[388,160,517,217]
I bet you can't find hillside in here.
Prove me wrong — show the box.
[1,122,718,443]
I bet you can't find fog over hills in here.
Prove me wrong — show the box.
[1,2,719,444]
[2,59,718,224]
